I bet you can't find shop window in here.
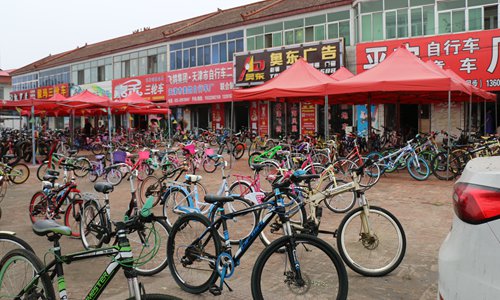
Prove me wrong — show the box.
[197,47,204,66]
[295,28,304,43]
[219,42,227,62]
[452,10,466,32]
[265,33,273,48]
[236,39,244,52]
[212,44,220,64]
[315,25,325,41]
[423,5,435,35]
[228,41,236,61]
[139,57,147,75]
[148,55,158,74]
[439,11,452,33]
[183,49,190,68]
[411,7,423,36]
[386,11,397,39]
[272,32,282,47]
[255,35,264,49]
[175,51,182,71]
[484,5,498,29]
[130,59,138,77]
[97,66,105,82]
[204,45,210,65]
[247,37,255,51]
[397,9,409,37]
[339,21,350,45]
[328,23,339,39]
[285,30,294,45]
[469,7,482,30]
[305,26,314,42]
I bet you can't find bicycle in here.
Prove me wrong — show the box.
[166,178,349,299]
[0,231,35,257]
[36,149,91,181]
[88,154,124,186]
[0,155,30,185]
[0,218,179,299]
[79,168,169,276]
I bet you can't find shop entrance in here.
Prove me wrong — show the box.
[192,105,210,130]
[400,104,419,140]
[233,102,249,132]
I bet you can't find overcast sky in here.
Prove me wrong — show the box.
[0,0,257,70]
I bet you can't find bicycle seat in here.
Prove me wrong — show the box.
[185,175,202,183]
[95,154,105,160]
[94,182,114,194]
[32,219,72,237]
[250,164,267,172]
[150,149,160,153]
[291,174,320,183]
[208,154,222,160]
[4,154,15,159]
[68,149,78,155]
[47,170,60,177]
[204,195,234,204]
[42,174,58,182]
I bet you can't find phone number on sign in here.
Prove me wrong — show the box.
[486,79,500,87]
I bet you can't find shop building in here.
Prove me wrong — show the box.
[8,0,500,138]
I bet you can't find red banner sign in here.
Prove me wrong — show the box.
[258,102,269,136]
[249,101,259,134]
[10,89,36,101]
[301,103,316,135]
[10,83,69,100]
[356,29,500,91]
[112,74,166,101]
[166,63,234,105]
[211,103,225,131]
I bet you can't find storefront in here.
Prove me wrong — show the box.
[356,29,500,135]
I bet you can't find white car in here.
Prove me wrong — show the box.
[438,156,500,300]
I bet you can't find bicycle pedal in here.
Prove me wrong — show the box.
[209,285,222,296]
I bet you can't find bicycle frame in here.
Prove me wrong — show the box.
[378,143,420,170]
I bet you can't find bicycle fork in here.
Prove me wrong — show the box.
[357,192,375,240]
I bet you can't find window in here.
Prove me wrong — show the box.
[265,34,273,48]
[272,33,282,47]
[423,5,435,35]
[147,55,158,74]
[130,59,138,77]
[484,5,498,29]
[139,57,147,75]
[397,9,409,37]
[219,42,227,63]
[386,11,397,39]
[285,30,294,45]
[121,60,130,78]
[452,10,466,32]
[197,47,204,66]
[228,41,236,61]
[339,21,350,45]
[469,7,482,30]
[183,49,190,68]
[255,35,264,49]
[97,66,105,82]
[361,12,383,41]
[295,28,304,43]
[212,44,220,64]
[247,37,255,51]
[439,11,452,33]
[305,26,314,42]
[204,45,211,65]
[0,87,4,99]
[314,25,325,41]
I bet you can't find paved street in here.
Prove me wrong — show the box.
[0,155,454,300]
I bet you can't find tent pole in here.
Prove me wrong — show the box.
[484,99,487,135]
[324,95,329,140]
[167,110,172,148]
[468,95,472,139]
[496,98,498,133]
[284,102,288,138]
[107,107,113,162]
[31,105,36,165]
[367,94,372,149]
[446,91,451,179]
[230,100,234,169]
[71,109,75,147]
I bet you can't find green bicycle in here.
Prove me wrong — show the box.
[248,144,283,166]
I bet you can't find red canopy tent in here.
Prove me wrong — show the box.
[330,67,354,81]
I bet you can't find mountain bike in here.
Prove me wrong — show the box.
[0,231,35,257]
[0,155,30,185]
[79,169,169,276]
[0,219,179,299]
[167,188,348,299]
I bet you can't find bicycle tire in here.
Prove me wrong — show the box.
[4,146,22,165]
[406,156,430,181]
[208,197,257,245]
[64,196,84,238]
[126,294,182,300]
[0,178,7,204]
[258,192,306,247]
[28,191,47,224]
[0,248,56,299]
[139,175,163,206]
[161,187,191,229]
[106,168,123,186]
[167,213,222,294]
[80,200,107,249]
[337,206,406,277]
[323,181,356,213]
[74,158,91,178]
[430,152,457,181]
[91,143,103,155]
[248,151,262,166]
[232,143,245,160]
[36,161,51,181]
[9,163,30,184]
[132,219,170,276]
[0,232,35,256]
[228,180,254,197]
[251,234,348,300]
[202,158,217,173]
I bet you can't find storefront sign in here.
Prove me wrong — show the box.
[112,74,166,101]
[10,89,37,101]
[167,62,234,105]
[211,103,225,130]
[249,101,258,134]
[301,103,316,135]
[258,101,269,136]
[356,29,500,91]
[235,39,343,86]
[72,82,112,98]
[356,105,379,136]
[10,83,70,100]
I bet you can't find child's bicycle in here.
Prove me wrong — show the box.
[87,154,124,186]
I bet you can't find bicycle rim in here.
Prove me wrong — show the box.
[80,202,106,249]
[252,234,348,300]
[338,206,406,276]
[131,220,170,276]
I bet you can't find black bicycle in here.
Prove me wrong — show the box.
[167,172,348,299]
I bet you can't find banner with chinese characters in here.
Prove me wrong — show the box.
[167,62,234,105]
[10,89,37,101]
[301,103,316,135]
[356,29,500,91]
[258,101,269,136]
[235,39,343,86]
[112,74,166,101]
[211,103,225,131]
[10,83,70,101]
[249,101,259,134]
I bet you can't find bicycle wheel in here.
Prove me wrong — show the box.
[74,158,91,178]
[80,201,107,249]
[9,163,30,184]
[106,168,123,186]
[91,143,103,155]
[332,158,357,182]
[208,198,257,245]
[36,162,51,181]
[431,152,458,181]
[232,143,245,160]
[323,181,356,213]
[0,249,55,300]
[248,151,262,166]
[64,196,84,238]
[167,213,221,294]
[228,181,254,197]
[138,162,152,181]
[131,219,170,276]
[0,233,35,257]
[139,175,163,206]
[354,157,381,189]
[202,158,217,173]
[0,178,7,204]
[406,156,430,181]
[251,234,348,300]
[28,191,47,224]
[258,193,306,247]
[162,187,191,229]
[337,206,406,277]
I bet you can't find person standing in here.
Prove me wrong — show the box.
[485,110,494,134]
